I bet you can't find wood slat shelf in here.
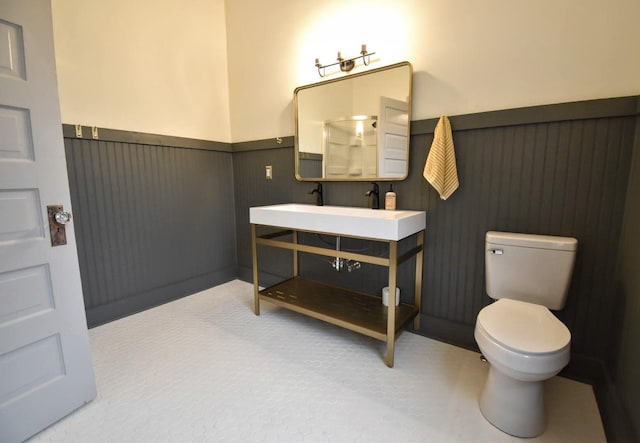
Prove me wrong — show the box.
[260,277,419,341]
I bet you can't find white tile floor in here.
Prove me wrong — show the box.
[30,280,607,443]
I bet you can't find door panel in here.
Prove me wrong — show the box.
[0,189,43,241]
[0,264,54,323]
[0,18,26,79]
[0,106,34,160]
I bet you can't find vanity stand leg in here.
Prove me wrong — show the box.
[414,231,424,330]
[292,230,299,277]
[251,224,260,315]
[385,241,398,368]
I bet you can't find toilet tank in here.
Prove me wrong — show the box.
[486,231,578,310]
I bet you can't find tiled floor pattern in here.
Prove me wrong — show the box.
[30,280,606,442]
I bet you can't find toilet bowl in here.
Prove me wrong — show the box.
[475,299,570,437]
[475,231,577,438]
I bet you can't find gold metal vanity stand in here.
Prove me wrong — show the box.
[251,224,424,367]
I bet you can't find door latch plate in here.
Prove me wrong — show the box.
[47,205,68,246]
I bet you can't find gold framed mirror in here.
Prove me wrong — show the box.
[294,62,413,181]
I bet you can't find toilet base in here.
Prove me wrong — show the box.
[479,365,546,438]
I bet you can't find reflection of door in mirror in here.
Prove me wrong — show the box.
[323,117,377,177]
[378,97,409,178]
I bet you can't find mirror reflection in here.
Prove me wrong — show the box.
[295,62,412,181]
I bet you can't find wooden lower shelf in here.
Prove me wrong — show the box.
[259,277,418,341]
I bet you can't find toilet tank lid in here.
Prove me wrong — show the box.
[486,231,577,251]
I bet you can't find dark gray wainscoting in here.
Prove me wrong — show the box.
[63,126,237,327]
[415,116,636,361]
[606,113,640,443]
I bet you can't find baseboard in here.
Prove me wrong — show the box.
[236,266,290,289]
[558,353,603,384]
[85,267,237,327]
[412,313,477,351]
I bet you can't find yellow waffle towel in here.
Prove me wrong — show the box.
[424,115,459,200]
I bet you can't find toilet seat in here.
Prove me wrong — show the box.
[477,299,570,354]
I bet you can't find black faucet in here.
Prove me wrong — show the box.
[366,182,379,209]
[310,182,323,206]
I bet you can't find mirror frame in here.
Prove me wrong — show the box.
[294,61,413,182]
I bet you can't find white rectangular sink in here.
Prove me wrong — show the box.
[250,204,426,241]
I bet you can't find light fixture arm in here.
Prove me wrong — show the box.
[315,44,375,77]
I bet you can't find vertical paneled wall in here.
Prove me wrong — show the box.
[233,147,298,283]
[234,98,638,378]
[610,114,640,442]
[64,130,237,326]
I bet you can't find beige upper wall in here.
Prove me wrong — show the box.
[51,0,231,142]
[51,0,640,143]
[227,0,640,142]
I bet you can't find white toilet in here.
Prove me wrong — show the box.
[474,231,578,438]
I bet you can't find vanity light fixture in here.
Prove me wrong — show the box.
[314,44,375,77]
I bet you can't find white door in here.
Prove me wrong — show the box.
[378,96,409,177]
[0,1,96,442]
